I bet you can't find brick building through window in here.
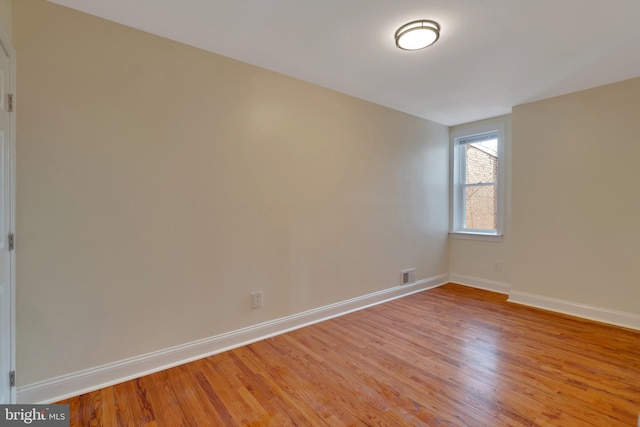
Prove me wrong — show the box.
[464,141,497,230]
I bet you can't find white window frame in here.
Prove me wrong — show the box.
[450,120,505,241]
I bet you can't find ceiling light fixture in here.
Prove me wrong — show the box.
[395,20,440,51]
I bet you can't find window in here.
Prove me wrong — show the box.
[451,121,505,238]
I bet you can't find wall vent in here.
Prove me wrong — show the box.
[401,268,416,285]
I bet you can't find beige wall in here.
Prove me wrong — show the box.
[0,0,10,39]
[511,77,640,313]
[14,0,449,386]
[449,115,512,287]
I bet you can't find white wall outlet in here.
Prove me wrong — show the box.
[401,268,416,285]
[251,291,262,309]
[494,262,502,272]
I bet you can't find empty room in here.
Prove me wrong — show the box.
[1,0,639,425]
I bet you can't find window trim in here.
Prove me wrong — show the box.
[450,120,506,239]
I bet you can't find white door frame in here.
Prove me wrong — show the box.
[0,15,16,404]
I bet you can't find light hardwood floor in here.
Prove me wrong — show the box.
[59,284,640,426]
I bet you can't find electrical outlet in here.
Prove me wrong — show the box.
[401,268,416,285]
[494,262,502,272]
[251,291,262,309]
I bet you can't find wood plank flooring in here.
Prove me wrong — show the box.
[59,284,640,426]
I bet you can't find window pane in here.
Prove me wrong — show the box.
[465,139,497,184]
[464,184,497,230]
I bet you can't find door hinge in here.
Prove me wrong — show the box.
[9,371,15,388]
[7,94,13,112]
[8,233,14,251]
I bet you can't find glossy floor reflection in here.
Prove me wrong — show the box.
[61,284,640,426]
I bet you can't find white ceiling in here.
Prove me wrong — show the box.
[49,0,640,126]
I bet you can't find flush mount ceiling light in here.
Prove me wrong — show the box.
[395,20,440,51]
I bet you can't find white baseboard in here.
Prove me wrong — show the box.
[449,273,510,294]
[18,274,448,404]
[450,275,640,330]
[508,290,640,331]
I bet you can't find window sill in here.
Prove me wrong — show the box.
[449,231,503,242]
